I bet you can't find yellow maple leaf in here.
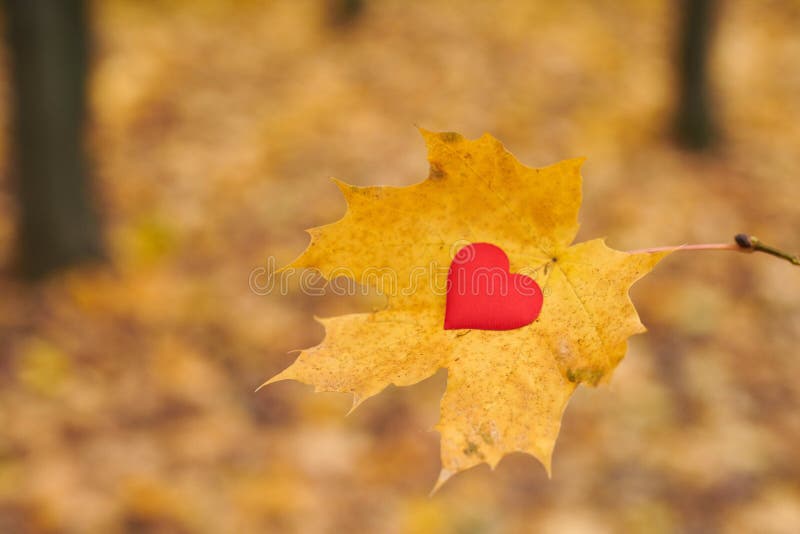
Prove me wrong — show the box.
[265,130,668,488]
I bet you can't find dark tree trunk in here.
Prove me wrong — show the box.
[4,0,102,279]
[328,0,364,27]
[674,0,718,151]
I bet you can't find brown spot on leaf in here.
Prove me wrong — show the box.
[439,131,462,143]
[429,162,446,180]
[462,440,484,460]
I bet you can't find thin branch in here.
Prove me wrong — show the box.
[734,234,800,266]
[628,234,799,267]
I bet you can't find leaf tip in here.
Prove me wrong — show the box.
[430,469,454,495]
[311,314,330,326]
[256,368,294,392]
[346,392,367,416]
[330,176,353,192]
[331,177,363,206]
[542,455,554,479]
[550,156,587,174]
[487,456,502,471]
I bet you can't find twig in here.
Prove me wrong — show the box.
[733,234,800,266]
[628,234,799,267]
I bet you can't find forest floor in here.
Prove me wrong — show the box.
[0,1,799,532]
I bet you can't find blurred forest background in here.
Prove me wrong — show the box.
[0,0,799,532]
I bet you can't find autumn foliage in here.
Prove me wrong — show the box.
[266,130,669,487]
[2,2,799,532]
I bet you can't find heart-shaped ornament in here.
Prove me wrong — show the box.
[444,243,543,331]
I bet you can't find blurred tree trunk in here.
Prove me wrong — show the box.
[3,0,102,279]
[674,0,718,150]
[328,0,364,27]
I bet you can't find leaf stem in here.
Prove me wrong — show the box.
[628,234,800,267]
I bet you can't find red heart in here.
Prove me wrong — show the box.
[444,243,543,331]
